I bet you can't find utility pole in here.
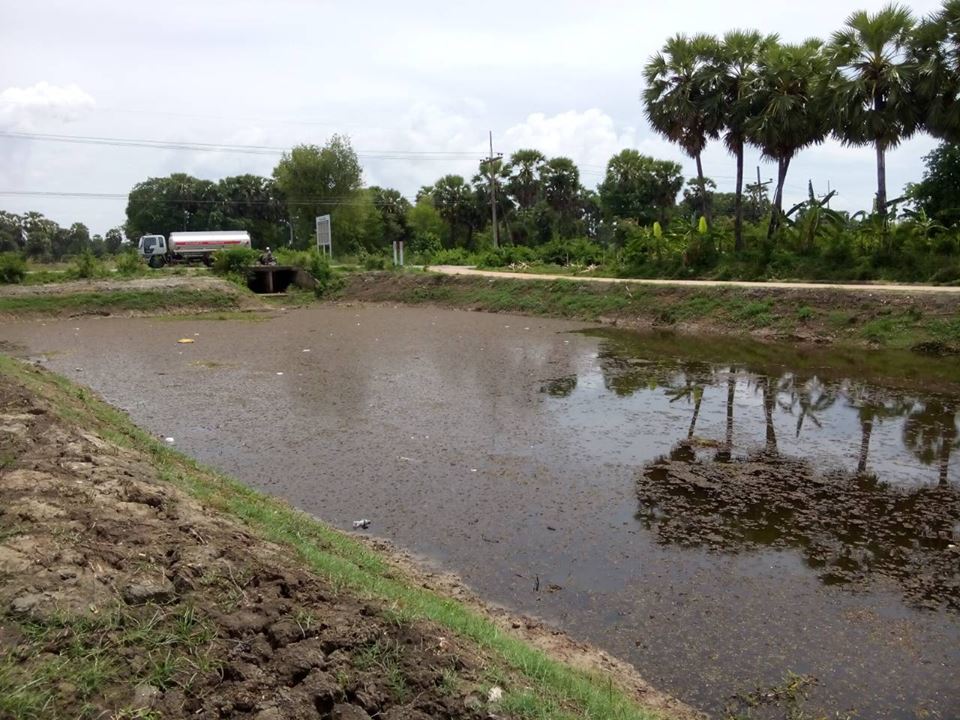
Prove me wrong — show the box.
[745,166,772,220]
[487,131,501,248]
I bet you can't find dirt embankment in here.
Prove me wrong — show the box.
[0,276,266,318]
[338,271,960,353]
[0,363,698,720]
[0,377,492,719]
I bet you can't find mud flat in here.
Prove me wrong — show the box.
[0,358,696,719]
[1,304,958,718]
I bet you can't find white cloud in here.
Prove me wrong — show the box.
[0,81,95,130]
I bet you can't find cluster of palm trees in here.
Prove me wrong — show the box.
[642,1,960,249]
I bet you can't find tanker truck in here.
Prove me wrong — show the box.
[138,231,252,268]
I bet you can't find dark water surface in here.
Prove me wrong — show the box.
[2,305,958,718]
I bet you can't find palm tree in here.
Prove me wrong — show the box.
[643,34,723,224]
[748,40,832,238]
[911,0,960,142]
[505,150,546,211]
[830,4,918,215]
[711,30,779,251]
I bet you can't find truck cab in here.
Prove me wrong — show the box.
[138,235,168,267]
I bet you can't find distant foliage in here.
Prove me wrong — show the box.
[68,250,106,280]
[0,252,27,284]
[212,247,259,276]
[114,250,145,276]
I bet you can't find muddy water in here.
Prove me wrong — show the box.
[2,305,958,719]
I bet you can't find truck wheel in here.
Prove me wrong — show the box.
[148,255,166,268]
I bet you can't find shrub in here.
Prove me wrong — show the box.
[275,248,341,297]
[114,250,145,276]
[410,231,443,257]
[69,250,106,279]
[538,238,605,266]
[476,245,538,268]
[0,253,27,284]
[363,254,387,270]
[428,248,476,265]
[212,247,259,276]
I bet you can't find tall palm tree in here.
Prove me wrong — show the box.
[710,30,779,251]
[830,4,918,215]
[505,150,546,211]
[748,40,832,238]
[643,34,723,224]
[911,0,960,142]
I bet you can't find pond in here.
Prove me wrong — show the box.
[2,305,957,718]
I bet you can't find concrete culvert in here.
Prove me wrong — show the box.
[247,266,316,294]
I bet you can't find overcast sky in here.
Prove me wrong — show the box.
[0,0,946,234]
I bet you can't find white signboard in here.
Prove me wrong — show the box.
[315,215,332,257]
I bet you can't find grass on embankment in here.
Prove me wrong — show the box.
[0,289,246,317]
[339,271,960,353]
[0,355,668,720]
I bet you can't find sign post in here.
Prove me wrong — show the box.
[315,215,332,258]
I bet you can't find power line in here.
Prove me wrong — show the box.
[0,189,417,207]
[0,130,488,161]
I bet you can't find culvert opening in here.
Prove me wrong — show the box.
[247,266,299,294]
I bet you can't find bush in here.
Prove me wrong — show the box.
[114,250,145,276]
[275,248,341,297]
[410,231,443,257]
[363,254,387,270]
[212,247,259,276]
[0,252,27,284]
[428,248,476,266]
[475,245,539,268]
[538,238,605,266]
[68,250,106,279]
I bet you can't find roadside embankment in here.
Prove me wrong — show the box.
[0,356,698,720]
[0,276,264,318]
[338,270,960,353]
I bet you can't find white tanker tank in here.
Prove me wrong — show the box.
[138,231,252,268]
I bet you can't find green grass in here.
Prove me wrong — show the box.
[0,289,242,316]
[0,603,219,720]
[342,272,960,354]
[0,355,665,720]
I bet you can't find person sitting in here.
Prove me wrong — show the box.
[259,246,276,265]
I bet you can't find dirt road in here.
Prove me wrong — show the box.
[429,265,960,295]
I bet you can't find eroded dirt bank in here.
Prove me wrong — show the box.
[0,361,695,720]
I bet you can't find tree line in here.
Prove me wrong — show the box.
[643,1,960,247]
[0,210,125,260]
[2,1,958,281]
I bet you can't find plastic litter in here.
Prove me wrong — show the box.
[276,372,284,376]
[352,519,371,529]
[164,437,175,444]
[177,338,194,344]
[488,686,503,703]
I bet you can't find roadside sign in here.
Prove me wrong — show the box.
[316,215,332,257]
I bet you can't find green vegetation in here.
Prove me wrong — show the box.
[114,250,147,277]
[0,355,667,720]
[0,289,242,316]
[211,246,259,277]
[341,271,960,354]
[275,247,343,296]
[1,605,218,720]
[0,252,27,283]
[4,5,959,285]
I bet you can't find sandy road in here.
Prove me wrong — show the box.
[428,264,960,295]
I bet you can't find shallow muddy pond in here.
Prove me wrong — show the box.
[2,305,958,718]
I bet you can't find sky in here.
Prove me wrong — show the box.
[0,0,947,235]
